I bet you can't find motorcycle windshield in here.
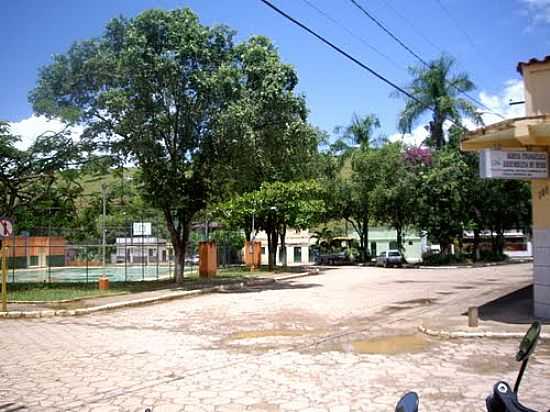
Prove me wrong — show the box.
[395,392,419,412]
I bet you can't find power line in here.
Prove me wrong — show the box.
[349,0,430,67]
[300,0,405,73]
[376,0,443,54]
[348,0,502,118]
[259,0,422,105]
[433,0,479,53]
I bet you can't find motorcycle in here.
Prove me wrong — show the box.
[395,321,543,412]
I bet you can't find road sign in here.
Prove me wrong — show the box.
[0,218,13,238]
[480,149,549,179]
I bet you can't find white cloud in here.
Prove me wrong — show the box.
[478,79,525,125]
[521,0,550,24]
[8,115,83,150]
[388,124,429,146]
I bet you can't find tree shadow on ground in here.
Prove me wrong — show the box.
[475,285,548,324]
[215,280,321,294]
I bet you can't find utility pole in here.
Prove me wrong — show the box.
[101,183,107,267]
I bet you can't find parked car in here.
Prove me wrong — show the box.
[316,250,350,265]
[185,255,199,265]
[376,250,402,268]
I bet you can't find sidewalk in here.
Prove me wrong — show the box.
[1,268,320,319]
[418,284,550,339]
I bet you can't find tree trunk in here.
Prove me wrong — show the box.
[396,226,403,252]
[473,229,481,262]
[496,230,505,256]
[362,217,369,262]
[431,119,445,149]
[279,225,287,267]
[267,229,279,271]
[396,226,408,264]
[174,243,186,283]
[440,238,452,256]
[164,208,191,284]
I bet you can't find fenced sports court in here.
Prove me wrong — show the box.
[4,225,244,284]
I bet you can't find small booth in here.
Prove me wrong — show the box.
[244,240,262,270]
[462,56,550,319]
[199,241,217,278]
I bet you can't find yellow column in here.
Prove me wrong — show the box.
[1,246,7,312]
[532,178,550,319]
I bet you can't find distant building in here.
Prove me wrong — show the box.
[367,227,424,263]
[112,236,172,264]
[5,236,65,269]
[253,230,315,266]
[462,230,532,258]
[251,227,425,265]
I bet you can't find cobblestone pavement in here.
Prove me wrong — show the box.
[1,264,549,411]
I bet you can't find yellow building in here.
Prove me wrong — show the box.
[462,56,550,319]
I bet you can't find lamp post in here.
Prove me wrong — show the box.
[250,200,256,272]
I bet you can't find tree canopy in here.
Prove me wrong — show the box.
[30,8,318,281]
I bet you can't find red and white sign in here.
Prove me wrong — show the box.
[0,218,13,238]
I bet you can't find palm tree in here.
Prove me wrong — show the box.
[395,55,481,149]
[333,113,381,152]
[330,113,381,167]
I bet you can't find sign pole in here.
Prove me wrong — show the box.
[1,242,7,312]
[0,218,14,312]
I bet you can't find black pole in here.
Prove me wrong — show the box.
[85,245,89,284]
[47,217,51,283]
[11,231,15,283]
[124,233,128,282]
[514,358,529,393]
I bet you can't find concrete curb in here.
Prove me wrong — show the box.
[0,269,321,319]
[418,324,550,340]
[417,259,533,270]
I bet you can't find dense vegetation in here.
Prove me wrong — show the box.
[0,7,531,279]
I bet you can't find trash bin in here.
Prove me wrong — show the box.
[98,276,110,290]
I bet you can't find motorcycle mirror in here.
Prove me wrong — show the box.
[516,321,541,362]
[395,392,419,412]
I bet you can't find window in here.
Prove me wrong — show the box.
[294,246,302,263]
[370,241,377,257]
[261,247,266,255]
[389,241,398,250]
[408,241,413,246]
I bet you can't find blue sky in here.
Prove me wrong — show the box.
[3,0,550,147]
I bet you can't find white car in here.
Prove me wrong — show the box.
[376,250,402,268]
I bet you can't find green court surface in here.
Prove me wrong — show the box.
[8,265,196,283]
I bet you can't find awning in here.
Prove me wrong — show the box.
[461,114,550,152]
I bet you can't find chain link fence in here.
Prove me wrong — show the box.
[4,224,244,284]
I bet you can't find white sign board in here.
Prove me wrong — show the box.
[0,218,13,238]
[480,149,549,179]
[133,222,152,236]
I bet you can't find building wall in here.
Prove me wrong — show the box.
[4,236,65,269]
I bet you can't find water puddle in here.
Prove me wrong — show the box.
[330,334,430,355]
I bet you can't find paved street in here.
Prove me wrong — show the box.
[1,264,549,411]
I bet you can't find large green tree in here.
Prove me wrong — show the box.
[395,55,481,149]
[30,9,311,282]
[217,180,325,270]
[324,114,382,260]
[369,142,419,256]
[0,122,80,225]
